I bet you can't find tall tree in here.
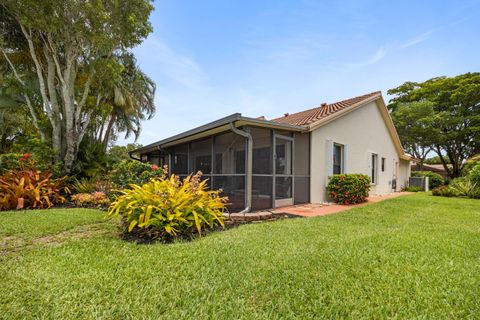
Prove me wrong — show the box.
[388,73,480,178]
[0,0,153,173]
[389,100,440,168]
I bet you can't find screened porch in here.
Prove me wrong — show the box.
[142,126,310,212]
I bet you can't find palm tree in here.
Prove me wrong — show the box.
[90,53,155,150]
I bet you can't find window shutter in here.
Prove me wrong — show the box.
[343,144,348,173]
[367,152,372,177]
[326,140,333,177]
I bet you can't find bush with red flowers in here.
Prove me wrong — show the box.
[327,174,371,205]
[110,160,167,189]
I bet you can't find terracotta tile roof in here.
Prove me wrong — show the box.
[271,91,382,127]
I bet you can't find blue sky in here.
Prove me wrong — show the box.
[122,0,480,145]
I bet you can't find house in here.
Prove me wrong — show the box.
[132,91,411,212]
[411,163,451,180]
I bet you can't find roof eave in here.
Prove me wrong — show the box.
[131,113,306,154]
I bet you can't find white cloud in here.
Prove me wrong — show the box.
[133,37,209,90]
[346,45,388,68]
[401,31,432,48]
[368,46,387,64]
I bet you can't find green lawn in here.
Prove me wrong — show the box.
[1,193,479,319]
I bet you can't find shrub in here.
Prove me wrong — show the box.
[468,162,480,186]
[0,155,68,210]
[449,177,478,198]
[432,186,460,197]
[327,174,371,205]
[110,160,166,189]
[8,136,61,176]
[411,171,444,189]
[0,153,23,173]
[71,177,97,194]
[71,192,110,208]
[461,154,480,176]
[404,186,424,192]
[108,172,227,241]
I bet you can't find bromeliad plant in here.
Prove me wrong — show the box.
[0,154,68,210]
[71,191,110,208]
[107,172,227,241]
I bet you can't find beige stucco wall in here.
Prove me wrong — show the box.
[398,158,411,190]
[310,100,409,203]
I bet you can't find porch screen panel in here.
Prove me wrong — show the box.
[294,132,310,204]
[189,138,212,174]
[213,176,245,211]
[212,132,246,211]
[252,176,272,210]
[172,144,188,174]
[251,127,273,174]
[276,177,292,199]
[213,132,246,174]
[250,127,273,210]
[145,151,160,166]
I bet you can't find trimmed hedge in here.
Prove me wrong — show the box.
[411,171,444,189]
[327,174,371,205]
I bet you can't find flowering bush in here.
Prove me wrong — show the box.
[327,174,371,205]
[108,172,227,242]
[1,136,60,175]
[110,160,167,189]
[71,192,110,208]
[0,154,68,211]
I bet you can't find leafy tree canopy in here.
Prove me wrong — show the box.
[0,0,154,174]
[388,72,480,178]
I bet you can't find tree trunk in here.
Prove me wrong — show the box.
[102,114,116,150]
[51,120,62,160]
[0,132,7,153]
[62,130,78,174]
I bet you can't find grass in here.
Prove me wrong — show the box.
[1,193,479,319]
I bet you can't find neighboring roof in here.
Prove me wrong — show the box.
[271,91,381,127]
[133,113,305,154]
[411,164,452,172]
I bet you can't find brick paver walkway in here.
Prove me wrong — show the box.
[269,192,413,217]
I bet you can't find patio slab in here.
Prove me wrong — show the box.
[269,192,413,217]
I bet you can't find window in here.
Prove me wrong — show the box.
[381,157,385,172]
[333,143,343,174]
[371,153,378,184]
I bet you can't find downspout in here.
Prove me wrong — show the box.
[230,122,252,213]
[129,151,141,161]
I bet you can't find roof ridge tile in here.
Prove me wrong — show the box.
[271,91,381,126]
